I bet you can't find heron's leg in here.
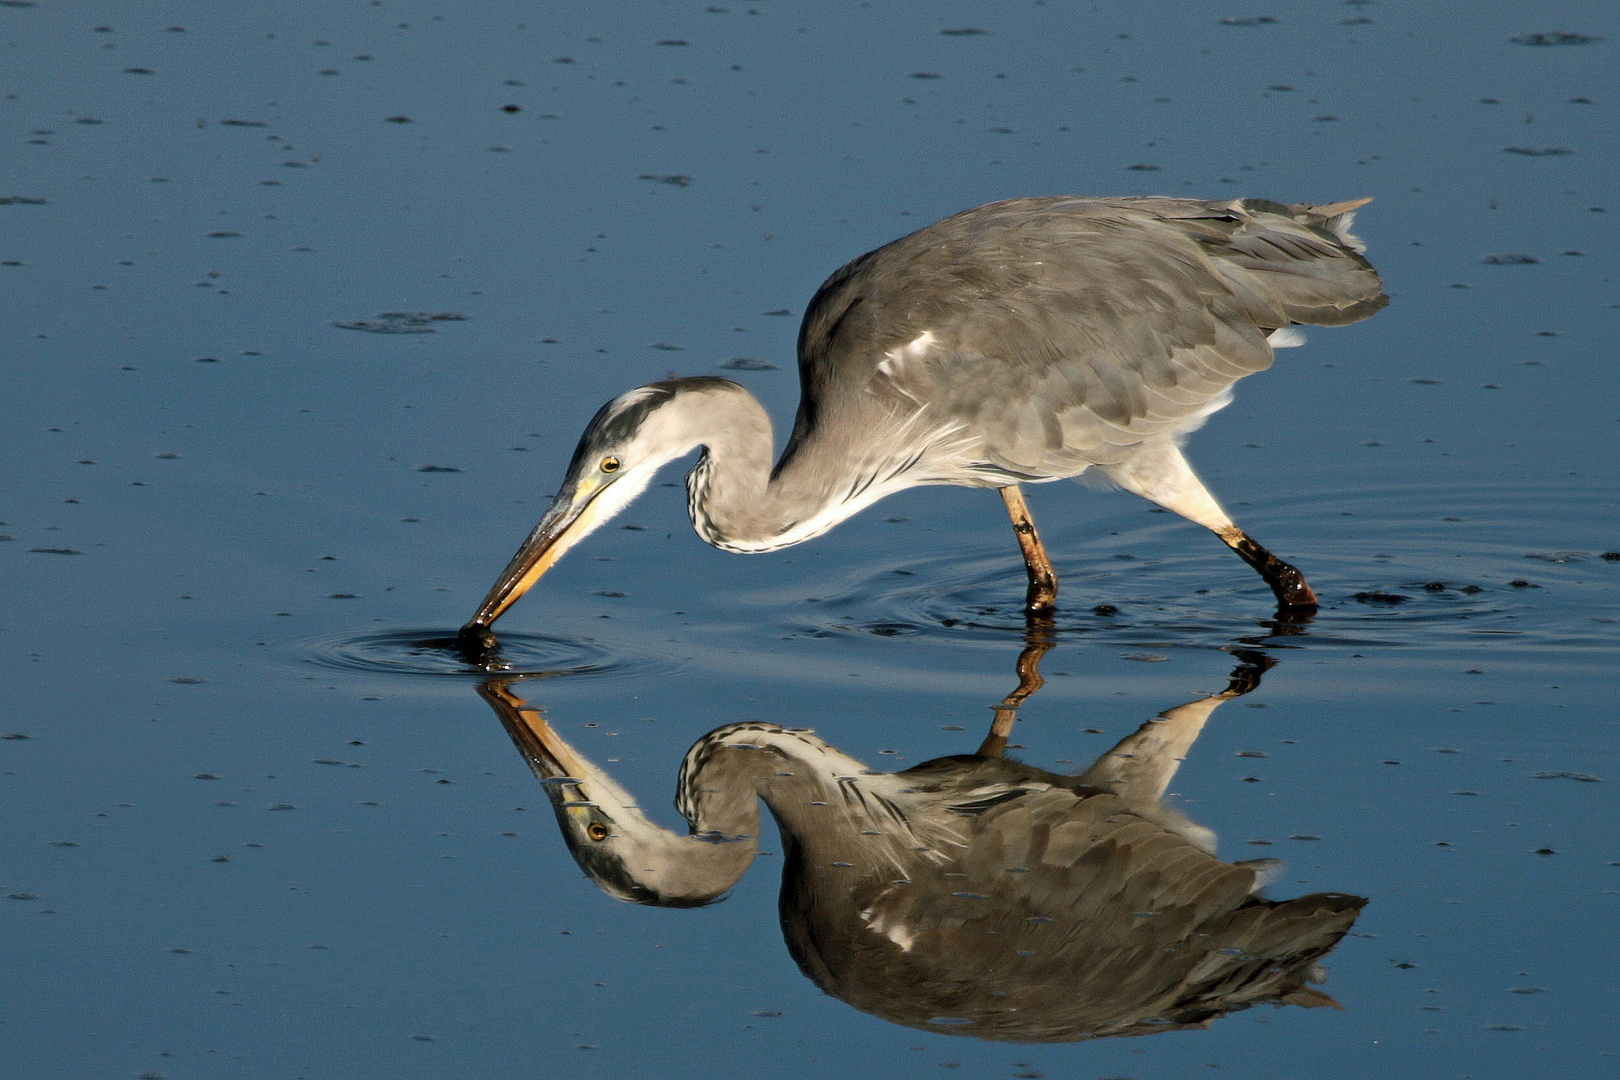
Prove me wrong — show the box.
[1214,526,1318,610]
[1100,438,1318,611]
[999,485,1059,615]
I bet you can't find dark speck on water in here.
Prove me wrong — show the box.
[332,311,468,333]
[1510,31,1602,45]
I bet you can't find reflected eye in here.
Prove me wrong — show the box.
[600,456,621,473]
[586,822,610,841]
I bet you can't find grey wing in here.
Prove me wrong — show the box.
[797,196,1386,479]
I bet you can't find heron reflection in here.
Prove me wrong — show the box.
[481,656,1364,1042]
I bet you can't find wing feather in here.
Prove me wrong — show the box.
[794,196,1386,480]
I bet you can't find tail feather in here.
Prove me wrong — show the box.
[1290,196,1375,253]
[1209,197,1388,327]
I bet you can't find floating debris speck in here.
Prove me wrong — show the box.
[332,311,468,333]
[1510,31,1601,46]
[1352,590,1409,604]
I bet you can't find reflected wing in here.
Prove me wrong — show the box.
[786,786,1365,1041]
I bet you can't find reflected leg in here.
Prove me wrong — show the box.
[978,625,1056,757]
[1077,652,1274,802]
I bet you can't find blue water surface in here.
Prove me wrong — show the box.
[3,2,1617,1078]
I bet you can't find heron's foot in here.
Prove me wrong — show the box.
[1022,582,1058,620]
[1001,486,1062,621]
[1221,528,1319,613]
[1265,562,1318,610]
[1264,568,1319,628]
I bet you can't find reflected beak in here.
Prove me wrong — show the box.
[478,678,613,836]
[477,678,589,781]
[460,476,610,635]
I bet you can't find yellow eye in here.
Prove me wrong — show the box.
[600,456,621,473]
[586,822,610,841]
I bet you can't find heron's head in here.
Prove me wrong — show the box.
[460,378,746,635]
[479,679,757,907]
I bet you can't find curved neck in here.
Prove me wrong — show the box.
[677,384,780,549]
[672,380,908,553]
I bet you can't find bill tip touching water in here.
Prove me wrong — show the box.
[457,194,1386,647]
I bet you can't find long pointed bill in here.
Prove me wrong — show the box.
[459,476,612,637]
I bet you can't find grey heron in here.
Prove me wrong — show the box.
[480,662,1365,1041]
[460,196,1386,646]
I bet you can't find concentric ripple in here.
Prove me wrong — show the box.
[771,480,1619,655]
[289,628,674,681]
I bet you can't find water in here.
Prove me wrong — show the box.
[4,1,1618,1077]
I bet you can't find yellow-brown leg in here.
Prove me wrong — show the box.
[1000,485,1058,616]
[1100,437,1319,614]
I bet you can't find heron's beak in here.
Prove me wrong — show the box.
[460,474,614,636]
